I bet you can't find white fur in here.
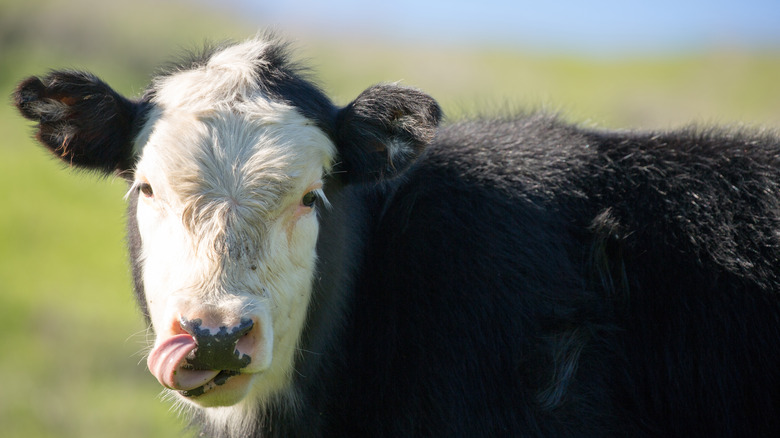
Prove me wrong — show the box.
[152,38,270,115]
[131,36,336,430]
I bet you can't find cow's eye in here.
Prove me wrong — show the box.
[301,191,318,208]
[138,183,154,198]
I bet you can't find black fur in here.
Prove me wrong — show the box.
[335,84,442,183]
[125,188,149,320]
[12,71,148,175]
[14,39,780,437]
[281,116,780,437]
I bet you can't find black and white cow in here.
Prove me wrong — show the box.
[13,35,780,437]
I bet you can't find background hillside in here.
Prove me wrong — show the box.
[1,0,778,436]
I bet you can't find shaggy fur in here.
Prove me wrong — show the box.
[13,34,780,437]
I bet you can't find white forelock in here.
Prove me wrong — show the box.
[152,37,272,114]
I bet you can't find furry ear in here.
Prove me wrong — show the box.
[12,70,148,175]
[334,84,442,183]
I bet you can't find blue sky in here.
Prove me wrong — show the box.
[217,0,780,54]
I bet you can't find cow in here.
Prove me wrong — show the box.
[12,34,780,437]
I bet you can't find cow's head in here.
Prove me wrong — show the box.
[13,36,441,416]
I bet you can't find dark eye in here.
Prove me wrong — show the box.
[138,183,154,198]
[301,191,318,208]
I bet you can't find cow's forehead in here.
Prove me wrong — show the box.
[136,108,333,202]
[132,37,337,206]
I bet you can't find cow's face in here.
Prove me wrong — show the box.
[134,105,334,408]
[13,36,441,416]
[130,41,342,409]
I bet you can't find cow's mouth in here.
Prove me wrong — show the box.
[178,369,241,397]
[146,316,270,406]
[147,333,250,397]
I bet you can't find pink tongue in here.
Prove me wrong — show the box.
[147,334,220,390]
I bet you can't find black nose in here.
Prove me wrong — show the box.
[180,317,253,371]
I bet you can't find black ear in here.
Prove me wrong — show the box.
[334,84,442,183]
[12,70,147,175]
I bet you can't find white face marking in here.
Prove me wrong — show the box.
[131,38,335,418]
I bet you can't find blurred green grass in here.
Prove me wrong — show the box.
[1,0,779,437]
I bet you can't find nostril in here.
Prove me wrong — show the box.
[234,318,254,338]
[179,316,254,371]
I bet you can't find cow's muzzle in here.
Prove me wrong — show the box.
[147,315,263,398]
[181,316,253,371]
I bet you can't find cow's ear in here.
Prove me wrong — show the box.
[12,70,147,175]
[334,84,442,183]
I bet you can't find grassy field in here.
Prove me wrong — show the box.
[2,0,779,437]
